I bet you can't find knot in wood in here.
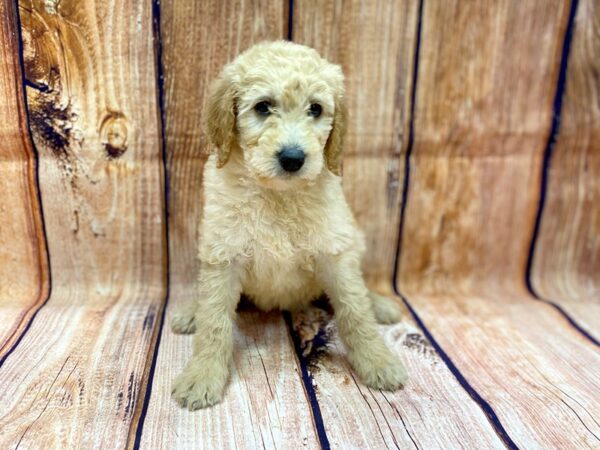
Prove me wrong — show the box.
[101,113,128,158]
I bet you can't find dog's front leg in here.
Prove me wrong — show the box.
[172,261,243,410]
[317,251,408,390]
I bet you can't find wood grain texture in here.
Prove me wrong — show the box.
[396,0,600,447]
[291,302,506,449]
[398,0,571,295]
[293,0,418,291]
[0,0,166,447]
[162,0,288,294]
[140,308,319,449]
[0,294,164,448]
[0,0,48,357]
[0,0,597,447]
[401,292,600,449]
[531,0,600,339]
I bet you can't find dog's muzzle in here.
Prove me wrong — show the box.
[278,145,305,173]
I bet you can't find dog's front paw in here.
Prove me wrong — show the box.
[365,358,408,390]
[350,353,408,391]
[171,361,227,410]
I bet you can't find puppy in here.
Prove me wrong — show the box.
[171,41,408,410]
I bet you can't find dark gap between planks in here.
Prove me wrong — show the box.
[130,0,172,447]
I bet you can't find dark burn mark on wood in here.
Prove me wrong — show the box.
[293,299,335,373]
[25,78,50,92]
[402,332,437,360]
[72,210,79,234]
[78,378,85,401]
[116,391,124,411]
[124,372,137,418]
[28,88,77,156]
[105,143,126,158]
[22,43,78,156]
[143,307,156,331]
[387,158,401,212]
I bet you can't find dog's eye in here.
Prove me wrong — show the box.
[254,101,271,116]
[308,103,322,118]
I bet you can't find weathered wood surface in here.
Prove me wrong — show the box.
[399,292,600,449]
[0,0,598,448]
[140,308,320,449]
[531,0,600,340]
[0,0,48,357]
[293,0,417,291]
[0,0,166,448]
[291,302,506,449]
[398,0,569,294]
[397,0,600,448]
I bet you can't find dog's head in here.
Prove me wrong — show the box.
[205,41,347,190]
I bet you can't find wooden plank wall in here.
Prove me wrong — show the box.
[0,0,166,447]
[530,0,600,341]
[0,0,598,448]
[293,0,415,293]
[0,0,48,358]
[394,1,600,448]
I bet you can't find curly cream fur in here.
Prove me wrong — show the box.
[171,41,407,410]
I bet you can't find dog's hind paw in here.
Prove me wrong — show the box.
[369,292,403,325]
[171,306,197,334]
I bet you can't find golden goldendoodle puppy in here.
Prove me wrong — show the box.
[171,40,408,410]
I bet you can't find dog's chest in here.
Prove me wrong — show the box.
[226,188,325,251]
[243,244,321,309]
[200,173,360,308]
[235,196,326,307]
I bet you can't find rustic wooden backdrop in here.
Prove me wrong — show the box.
[0,0,598,449]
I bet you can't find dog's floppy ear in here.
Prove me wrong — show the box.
[205,66,238,168]
[324,75,347,176]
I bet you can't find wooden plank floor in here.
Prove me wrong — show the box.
[138,296,321,449]
[288,297,506,449]
[397,290,600,449]
[0,294,163,448]
[2,291,597,449]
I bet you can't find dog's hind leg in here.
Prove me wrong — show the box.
[369,291,403,325]
[171,299,199,334]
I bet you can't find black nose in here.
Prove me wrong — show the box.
[278,145,305,172]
